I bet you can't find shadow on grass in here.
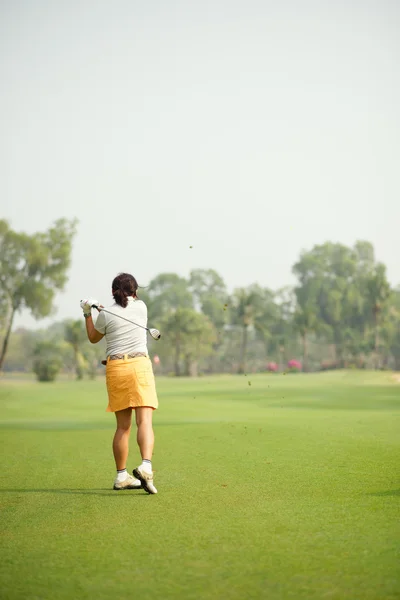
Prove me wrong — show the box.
[0,488,150,496]
[366,489,400,497]
[0,422,112,432]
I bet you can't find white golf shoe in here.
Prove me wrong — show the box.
[113,474,142,490]
[132,466,158,494]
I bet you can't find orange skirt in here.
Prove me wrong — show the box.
[105,356,158,412]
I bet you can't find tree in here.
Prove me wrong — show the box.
[161,308,216,376]
[291,240,396,370]
[292,242,374,365]
[231,285,265,374]
[253,288,279,358]
[0,218,77,371]
[364,263,391,368]
[64,319,87,380]
[189,269,229,369]
[189,269,226,303]
[146,273,193,323]
[382,288,400,370]
[267,287,297,369]
[32,340,63,382]
[293,307,317,372]
[82,346,102,379]
[1,327,37,372]
[0,289,9,339]
[292,272,322,372]
[293,242,352,364]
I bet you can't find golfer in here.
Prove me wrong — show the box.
[80,272,158,494]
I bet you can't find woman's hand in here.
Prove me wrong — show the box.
[80,298,100,316]
[80,300,104,343]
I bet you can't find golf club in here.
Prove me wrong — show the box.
[91,303,161,340]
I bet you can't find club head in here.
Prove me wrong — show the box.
[149,328,161,340]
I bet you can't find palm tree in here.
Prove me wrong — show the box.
[231,285,265,374]
[293,307,317,372]
[161,308,216,376]
[64,319,87,379]
[364,264,391,369]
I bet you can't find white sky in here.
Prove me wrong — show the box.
[1,0,399,329]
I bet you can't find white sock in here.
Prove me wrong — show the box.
[116,469,127,482]
[141,459,152,473]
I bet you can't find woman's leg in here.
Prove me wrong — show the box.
[133,407,157,494]
[113,407,133,470]
[135,406,155,461]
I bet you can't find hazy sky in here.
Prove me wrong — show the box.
[1,0,399,329]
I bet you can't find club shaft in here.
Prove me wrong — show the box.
[93,305,149,332]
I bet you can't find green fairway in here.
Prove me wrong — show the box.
[0,371,399,600]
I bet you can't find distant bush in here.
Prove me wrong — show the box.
[344,357,367,370]
[267,362,278,372]
[287,359,302,373]
[32,341,63,382]
[320,360,340,371]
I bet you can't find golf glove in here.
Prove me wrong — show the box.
[80,298,99,316]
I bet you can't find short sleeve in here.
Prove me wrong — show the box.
[94,310,106,334]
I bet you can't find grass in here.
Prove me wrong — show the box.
[0,370,399,599]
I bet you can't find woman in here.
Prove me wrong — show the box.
[80,272,158,494]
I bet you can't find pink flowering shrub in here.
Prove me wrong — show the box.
[267,362,278,372]
[287,359,302,373]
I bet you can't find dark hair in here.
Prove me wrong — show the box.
[112,273,138,308]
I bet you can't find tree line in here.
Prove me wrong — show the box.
[1,219,399,379]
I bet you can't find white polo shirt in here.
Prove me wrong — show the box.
[94,297,149,357]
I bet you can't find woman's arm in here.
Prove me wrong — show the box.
[84,314,104,344]
[80,299,105,344]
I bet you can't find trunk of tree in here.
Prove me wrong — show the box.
[302,332,308,372]
[183,355,190,376]
[87,359,97,380]
[174,340,181,376]
[209,342,219,373]
[0,306,15,371]
[278,345,285,371]
[334,330,343,368]
[238,325,248,374]
[373,308,380,370]
[73,345,83,380]
[329,344,337,363]
[189,360,198,377]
